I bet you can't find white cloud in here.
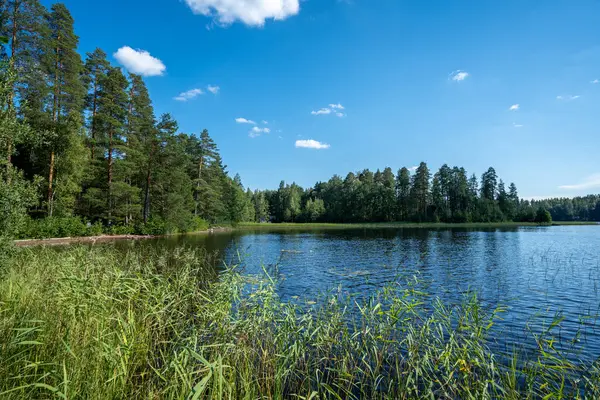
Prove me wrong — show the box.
[509,104,519,111]
[512,123,523,128]
[174,88,204,101]
[449,70,469,82]
[262,120,268,124]
[408,166,418,173]
[207,85,220,94]
[559,173,600,190]
[183,0,300,27]
[295,139,330,149]
[249,126,270,138]
[311,108,332,115]
[236,117,256,124]
[312,103,347,117]
[592,79,599,84]
[114,46,166,77]
[557,95,580,101]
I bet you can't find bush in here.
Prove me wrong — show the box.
[136,217,168,236]
[21,217,89,239]
[105,224,135,236]
[535,207,552,224]
[184,216,209,233]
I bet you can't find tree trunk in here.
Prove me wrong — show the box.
[195,156,203,216]
[143,142,155,223]
[90,77,98,160]
[48,151,55,216]
[107,130,113,220]
[7,1,18,166]
[48,36,61,215]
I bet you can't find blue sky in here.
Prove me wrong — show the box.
[45,0,600,198]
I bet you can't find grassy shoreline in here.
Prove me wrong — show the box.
[12,221,597,247]
[238,221,598,230]
[1,245,598,399]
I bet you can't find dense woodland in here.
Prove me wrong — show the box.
[0,2,598,241]
[0,1,255,237]
[257,166,600,224]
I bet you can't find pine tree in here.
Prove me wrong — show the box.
[126,75,155,223]
[253,189,270,222]
[0,0,47,164]
[396,167,411,221]
[82,48,109,160]
[96,66,128,221]
[411,162,430,221]
[40,3,85,216]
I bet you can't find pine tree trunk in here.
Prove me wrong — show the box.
[48,151,55,216]
[48,36,61,215]
[90,78,98,160]
[143,142,155,224]
[107,130,113,220]
[195,156,203,216]
[7,1,18,166]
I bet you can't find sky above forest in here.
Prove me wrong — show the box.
[42,0,600,199]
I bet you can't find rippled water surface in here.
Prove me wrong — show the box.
[150,225,600,358]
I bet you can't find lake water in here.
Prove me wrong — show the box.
[145,225,600,359]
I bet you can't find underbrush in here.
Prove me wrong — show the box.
[0,246,598,399]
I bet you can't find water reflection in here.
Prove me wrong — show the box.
[132,225,600,360]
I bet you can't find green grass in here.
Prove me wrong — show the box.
[238,221,598,230]
[1,245,599,399]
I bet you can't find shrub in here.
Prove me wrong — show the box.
[21,216,89,239]
[535,207,552,224]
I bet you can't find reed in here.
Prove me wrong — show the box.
[0,245,598,399]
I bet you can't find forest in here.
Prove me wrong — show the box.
[1,1,599,241]
[0,1,255,238]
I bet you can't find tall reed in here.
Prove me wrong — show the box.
[0,245,598,399]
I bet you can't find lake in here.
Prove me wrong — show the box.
[136,225,600,359]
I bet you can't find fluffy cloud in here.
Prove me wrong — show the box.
[408,166,418,173]
[449,70,469,81]
[311,108,332,115]
[509,104,519,111]
[114,46,166,77]
[249,126,270,138]
[592,79,599,84]
[557,95,580,101]
[183,0,300,27]
[174,88,204,101]
[311,103,345,117]
[513,123,523,128]
[559,173,600,190]
[207,85,220,94]
[236,117,256,124]
[295,139,330,150]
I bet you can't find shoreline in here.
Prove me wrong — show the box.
[237,221,599,230]
[12,222,597,247]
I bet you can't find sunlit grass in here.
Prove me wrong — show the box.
[0,245,598,399]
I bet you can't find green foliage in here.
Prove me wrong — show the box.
[21,216,88,239]
[535,207,552,224]
[1,245,599,398]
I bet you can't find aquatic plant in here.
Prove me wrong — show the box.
[0,245,598,399]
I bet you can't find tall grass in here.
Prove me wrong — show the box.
[0,245,598,399]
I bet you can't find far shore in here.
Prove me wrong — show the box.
[13,221,597,248]
[237,221,599,230]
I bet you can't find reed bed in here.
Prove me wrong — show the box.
[0,245,598,399]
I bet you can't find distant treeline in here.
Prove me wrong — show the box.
[0,1,257,238]
[245,164,600,224]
